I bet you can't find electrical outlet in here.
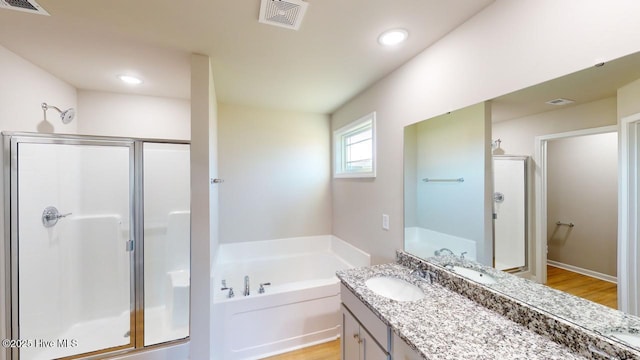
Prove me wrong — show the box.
[382,214,389,231]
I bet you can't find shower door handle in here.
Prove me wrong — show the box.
[42,206,72,228]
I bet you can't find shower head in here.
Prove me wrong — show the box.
[42,102,75,124]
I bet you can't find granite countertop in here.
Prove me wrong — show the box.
[337,263,587,360]
[425,254,640,337]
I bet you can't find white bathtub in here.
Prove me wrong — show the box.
[404,226,477,261]
[211,235,370,360]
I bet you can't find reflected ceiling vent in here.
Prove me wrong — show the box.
[0,0,49,15]
[545,98,575,106]
[259,0,308,31]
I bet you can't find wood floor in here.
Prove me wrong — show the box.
[546,265,618,309]
[262,339,340,360]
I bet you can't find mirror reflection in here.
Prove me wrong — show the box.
[404,50,640,348]
[404,102,492,266]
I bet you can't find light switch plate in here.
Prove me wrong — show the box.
[382,214,389,231]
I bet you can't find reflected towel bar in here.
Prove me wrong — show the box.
[556,221,575,227]
[422,178,464,183]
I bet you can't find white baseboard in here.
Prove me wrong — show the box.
[547,260,617,284]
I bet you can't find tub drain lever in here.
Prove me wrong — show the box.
[258,282,271,294]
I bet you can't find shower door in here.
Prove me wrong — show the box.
[9,136,134,359]
[493,156,527,271]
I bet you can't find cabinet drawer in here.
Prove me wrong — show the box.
[341,283,390,351]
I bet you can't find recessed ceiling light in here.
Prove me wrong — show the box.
[378,29,408,46]
[118,75,143,85]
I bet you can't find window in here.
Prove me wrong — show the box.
[334,112,376,178]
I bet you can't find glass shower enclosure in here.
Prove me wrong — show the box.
[2,133,190,360]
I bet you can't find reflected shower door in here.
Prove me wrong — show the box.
[14,140,134,359]
[493,156,527,271]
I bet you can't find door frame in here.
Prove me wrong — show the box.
[533,125,618,286]
[2,132,192,359]
[6,134,136,360]
[620,113,640,315]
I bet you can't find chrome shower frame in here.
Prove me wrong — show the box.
[1,132,190,360]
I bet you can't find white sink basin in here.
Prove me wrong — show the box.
[609,332,640,347]
[365,276,425,302]
[451,266,498,285]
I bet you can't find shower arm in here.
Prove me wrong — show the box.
[41,102,62,120]
[42,102,75,124]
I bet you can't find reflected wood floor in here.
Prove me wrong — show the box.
[546,265,617,309]
[262,339,340,360]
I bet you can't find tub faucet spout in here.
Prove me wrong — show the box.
[434,248,455,256]
[244,275,250,296]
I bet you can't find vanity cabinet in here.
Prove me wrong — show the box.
[342,305,388,360]
[341,284,391,360]
[391,333,422,360]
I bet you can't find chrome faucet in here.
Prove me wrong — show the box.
[434,248,455,256]
[244,275,250,296]
[412,269,437,284]
[258,282,271,294]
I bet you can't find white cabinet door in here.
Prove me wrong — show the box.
[392,333,422,360]
[342,305,389,360]
[343,306,362,360]
[361,326,388,360]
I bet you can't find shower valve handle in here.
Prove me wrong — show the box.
[56,212,72,219]
[41,206,72,228]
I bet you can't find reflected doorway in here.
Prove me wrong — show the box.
[535,126,618,308]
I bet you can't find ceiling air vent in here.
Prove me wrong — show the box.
[259,0,308,31]
[545,98,575,106]
[0,0,49,15]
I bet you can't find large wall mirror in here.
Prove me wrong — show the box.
[404,50,640,344]
[404,102,492,266]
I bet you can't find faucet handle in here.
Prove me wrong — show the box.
[221,287,234,298]
[221,279,227,288]
[258,282,271,294]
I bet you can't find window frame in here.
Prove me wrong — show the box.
[333,111,376,178]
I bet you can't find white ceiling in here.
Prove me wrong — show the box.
[0,0,494,114]
[492,51,640,122]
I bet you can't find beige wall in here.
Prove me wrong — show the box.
[331,0,640,267]
[618,77,640,120]
[0,44,77,134]
[190,54,218,359]
[411,103,488,244]
[218,103,332,243]
[546,132,617,276]
[0,45,79,356]
[492,97,617,156]
[77,90,190,140]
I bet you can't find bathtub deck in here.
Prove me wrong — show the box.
[262,339,340,360]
